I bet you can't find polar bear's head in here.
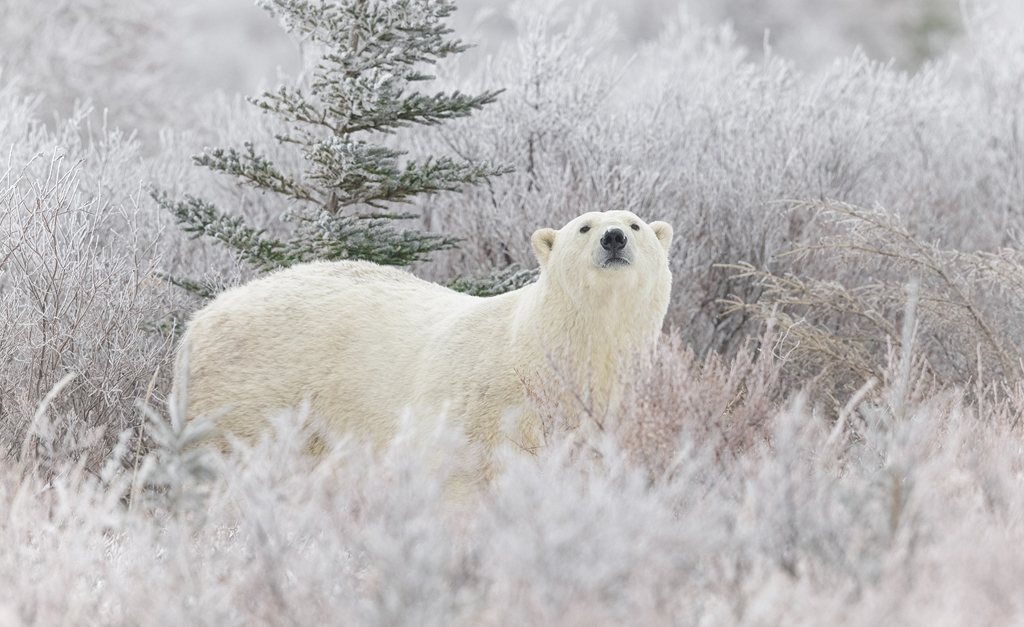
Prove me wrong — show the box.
[530,211,673,302]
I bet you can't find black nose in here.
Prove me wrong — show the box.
[601,228,627,252]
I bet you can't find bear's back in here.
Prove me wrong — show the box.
[178,260,482,446]
[198,260,472,327]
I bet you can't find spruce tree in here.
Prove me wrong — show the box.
[155,0,507,290]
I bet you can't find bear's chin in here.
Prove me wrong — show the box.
[598,257,632,270]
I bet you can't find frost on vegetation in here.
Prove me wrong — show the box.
[0,0,180,138]
[4,0,1024,623]
[3,334,1024,624]
[0,84,188,467]
[445,262,539,296]
[722,200,1024,402]
[153,0,510,300]
[412,0,1024,359]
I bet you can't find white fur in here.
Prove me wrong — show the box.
[174,211,673,485]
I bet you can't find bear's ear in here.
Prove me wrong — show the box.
[531,228,558,265]
[649,221,673,253]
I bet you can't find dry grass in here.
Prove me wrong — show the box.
[722,200,1024,408]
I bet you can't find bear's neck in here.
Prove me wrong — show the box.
[514,275,659,391]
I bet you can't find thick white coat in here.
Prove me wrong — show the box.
[174,211,673,482]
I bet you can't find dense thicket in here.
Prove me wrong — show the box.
[2,1,1024,623]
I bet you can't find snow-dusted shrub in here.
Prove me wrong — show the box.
[691,0,962,70]
[454,0,966,71]
[410,2,1024,364]
[0,0,178,136]
[0,87,187,466]
[724,200,1024,403]
[3,353,1024,625]
[3,0,1024,623]
[615,328,784,477]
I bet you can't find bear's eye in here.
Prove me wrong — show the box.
[630,223,640,231]
[579,225,591,233]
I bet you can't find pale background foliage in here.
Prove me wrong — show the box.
[2,0,1024,624]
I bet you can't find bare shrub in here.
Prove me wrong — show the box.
[616,328,785,478]
[724,200,1024,403]
[0,95,185,467]
[514,324,786,483]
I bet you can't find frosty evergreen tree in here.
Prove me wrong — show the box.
[155,0,506,291]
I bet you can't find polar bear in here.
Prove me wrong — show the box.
[173,210,673,481]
